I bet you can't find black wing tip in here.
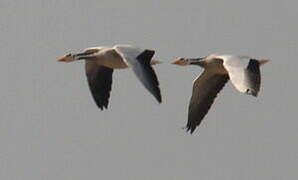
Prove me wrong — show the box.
[186,125,196,134]
[97,105,108,111]
[186,115,203,134]
[246,88,259,97]
[94,101,109,110]
[152,79,162,103]
[155,92,162,103]
[153,92,162,104]
[186,119,197,134]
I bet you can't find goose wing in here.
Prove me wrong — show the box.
[114,45,161,103]
[187,70,229,133]
[85,60,114,110]
[223,58,261,96]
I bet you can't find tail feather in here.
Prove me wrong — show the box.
[258,59,270,66]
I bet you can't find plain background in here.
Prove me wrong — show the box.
[0,0,297,179]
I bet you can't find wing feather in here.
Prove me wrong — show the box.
[223,57,261,96]
[85,61,114,110]
[114,45,162,103]
[187,71,229,133]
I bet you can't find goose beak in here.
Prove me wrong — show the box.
[57,53,73,62]
[171,58,189,66]
[171,59,180,65]
[151,60,163,65]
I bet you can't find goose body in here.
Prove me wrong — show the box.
[172,54,269,134]
[58,45,162,110]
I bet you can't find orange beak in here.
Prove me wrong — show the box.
[171,58,188,66]
[57,53,72,62]
[150,60,162,65]
[171,59,181,65]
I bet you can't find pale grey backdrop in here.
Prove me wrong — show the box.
[0,0,297,179]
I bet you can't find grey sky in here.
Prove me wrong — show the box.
[0,0,297,179]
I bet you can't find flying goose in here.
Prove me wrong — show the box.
[172,54,269,134]
[58,45,162,110]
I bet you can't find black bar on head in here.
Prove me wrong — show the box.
[74,52,95,57]
[188,58,204,65]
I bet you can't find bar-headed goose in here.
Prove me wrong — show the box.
[172,54,269,134]
[58,45,162,110]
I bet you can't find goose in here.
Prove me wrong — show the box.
[58,45,162,110]
[172,54,269,134]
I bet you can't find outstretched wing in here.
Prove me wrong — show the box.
[187,70,229,133]
[85,60,114,110]
[114,45,162,103]
[223,58,261,96]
